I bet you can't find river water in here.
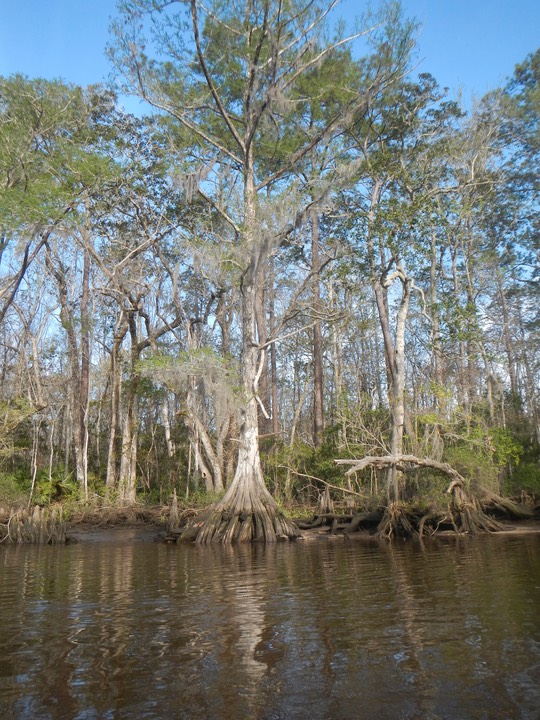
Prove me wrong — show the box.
[0,530,539,720]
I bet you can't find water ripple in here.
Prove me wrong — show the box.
[0,535,539,719]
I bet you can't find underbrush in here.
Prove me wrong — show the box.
[0,471,28,508]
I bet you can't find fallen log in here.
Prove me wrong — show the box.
[298,509,384,535]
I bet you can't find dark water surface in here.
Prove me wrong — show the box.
[0,530,539,720]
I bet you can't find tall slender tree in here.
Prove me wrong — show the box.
[110,0,413,541]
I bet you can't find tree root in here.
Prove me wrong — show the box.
[377,503,418,539]
[0,505,67,544]
[330,453,533,538]
[448,483,503,534]
[299,510,383,535]
[417,508,450,538]
[180,478,302,544]
[298,491,521,540]
[476,488,534,519]
[181,504,301,543]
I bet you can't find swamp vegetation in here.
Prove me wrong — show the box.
[0,1,539,543]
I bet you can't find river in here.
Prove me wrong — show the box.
[1,530,539,719]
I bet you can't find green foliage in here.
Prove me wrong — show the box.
[262,425,376,505]
[401,470,452,508]
[0,76,120,231]
[0,471,28,506]
[32,471,80,506]
[184,489,225,507]
[490,427,524,469]
[0,6,537,528]
[443,441,499,492]
[504,461,540,496]
[0,397,36,459]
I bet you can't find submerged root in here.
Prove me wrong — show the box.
[418,508,450,538]
[344,510,383,535]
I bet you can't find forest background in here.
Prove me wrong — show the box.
[0,0,538,540]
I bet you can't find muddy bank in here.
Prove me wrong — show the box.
[3,502,538,545]
[64,510,540,544]
[65,505,169,543]
[65,522,540,544]
[67,525,163,543]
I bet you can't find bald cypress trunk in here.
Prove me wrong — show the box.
[181,151,300,542]
[182,281,300,543]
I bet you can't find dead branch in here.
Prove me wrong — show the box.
[335,454,467,490]
[277,465,367,499]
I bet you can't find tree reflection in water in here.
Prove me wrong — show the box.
[0,533,539,719]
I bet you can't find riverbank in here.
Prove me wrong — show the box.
[3,501,539,545]
[63,505,540,543]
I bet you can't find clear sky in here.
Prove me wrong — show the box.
[0,0,539,108]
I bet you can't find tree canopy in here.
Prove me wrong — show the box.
[0,2,538,541]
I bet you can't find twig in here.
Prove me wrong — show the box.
[277,466,367,499]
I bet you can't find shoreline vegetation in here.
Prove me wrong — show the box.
[1,492,538,545]
[1,3,538,545]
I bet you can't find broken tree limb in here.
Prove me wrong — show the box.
[334,454,467,489]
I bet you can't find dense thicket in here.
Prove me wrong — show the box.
[0,1,538,540]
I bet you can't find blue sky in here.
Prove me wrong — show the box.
[0,0,539,107]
